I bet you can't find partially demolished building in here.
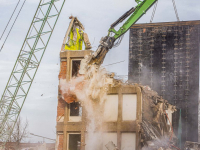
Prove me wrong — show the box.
[56,17,178,150]
[56,48,176,150]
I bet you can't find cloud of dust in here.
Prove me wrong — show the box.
[59,65,111,150]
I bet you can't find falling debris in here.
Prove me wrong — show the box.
[105,141,118,150]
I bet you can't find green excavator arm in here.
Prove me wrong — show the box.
[87,0,158,66]
[109,0,157,39]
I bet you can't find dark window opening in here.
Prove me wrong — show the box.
[70,102,82,116]
[68,134,81,150]
[72,60,81,77]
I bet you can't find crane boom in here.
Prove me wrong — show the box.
[0,0,66,147]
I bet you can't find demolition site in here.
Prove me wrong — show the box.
[0,0,200,150]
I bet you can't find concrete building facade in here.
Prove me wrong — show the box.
[56,50,175,150]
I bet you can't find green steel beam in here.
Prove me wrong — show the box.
[109,0,157,39]
[0,0,66,147]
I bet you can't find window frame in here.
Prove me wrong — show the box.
[68,102,82,122]
[67,133,81,150]
[70,58,82,79]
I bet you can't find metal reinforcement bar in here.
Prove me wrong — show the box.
[0,0,66,147]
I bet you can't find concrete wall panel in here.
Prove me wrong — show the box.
[122,94,137,121]
[121,133,136,150]
[104,95,118,122]
[103,133,117,150]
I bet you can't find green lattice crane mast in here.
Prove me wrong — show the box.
[87,0,158,66]
[0,0,66,147]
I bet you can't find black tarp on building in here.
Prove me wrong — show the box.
[128,21,200,144]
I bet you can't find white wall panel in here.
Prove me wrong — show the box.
[85,132,117,150]
[122,94,137,121]
[103,133,117,150]
[121,133,136,150]
[85,133,102,150]
[104,95,118,121]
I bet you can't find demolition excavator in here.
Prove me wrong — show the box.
[0,0,158,147]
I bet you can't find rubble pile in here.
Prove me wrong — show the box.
[184,141,200,150]
[140,86,177,150]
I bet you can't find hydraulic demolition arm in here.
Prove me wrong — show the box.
[87,0,158,66]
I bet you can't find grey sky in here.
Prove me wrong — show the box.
[0,0,200,143]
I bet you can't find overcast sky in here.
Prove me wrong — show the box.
[0,0,200,143]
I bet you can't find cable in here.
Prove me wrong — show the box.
[113,34,124,48]
[0,0,26,52]
[172,0,180,21]
[0,0,21,40]
[103,60,125,67]
[170,144,181,150]
[150,0,180,23]
[1,0,44,114]
[150,0,158,23]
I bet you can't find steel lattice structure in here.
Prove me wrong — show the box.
[0,0,66,147]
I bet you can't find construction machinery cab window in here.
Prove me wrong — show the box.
[71,59,81,78]
[70,102,82,116]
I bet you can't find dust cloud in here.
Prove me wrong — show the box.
[59,65,112,150]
